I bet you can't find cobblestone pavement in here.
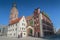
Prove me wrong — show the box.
[0,36,47,40]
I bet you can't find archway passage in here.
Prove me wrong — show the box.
[27,28,33,36]
[27,26,34,36]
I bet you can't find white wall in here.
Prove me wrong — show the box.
[7,23,18,37]
[18,16,27,37]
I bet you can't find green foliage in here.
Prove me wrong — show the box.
[30,29,32,34]
[30,20,33,26]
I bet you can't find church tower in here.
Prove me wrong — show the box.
[9,2,18,24]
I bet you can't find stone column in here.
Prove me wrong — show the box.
[39,14,44,37]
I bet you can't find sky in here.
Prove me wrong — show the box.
[0,0,60,31]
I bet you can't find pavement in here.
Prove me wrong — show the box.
[0,36,60,40]
[0,36,47,40]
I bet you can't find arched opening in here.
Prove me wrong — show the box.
[27,26,34,36]
[27,28,33,36]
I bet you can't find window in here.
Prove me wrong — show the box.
[22,28,23,30]
[15,28,17,31]
[24,28,25,30]
[24,24,25,26]
[22,23,25,26]
[24,33,25,35]
[16,23,17,26]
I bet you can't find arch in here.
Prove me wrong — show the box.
[27,26,34,36]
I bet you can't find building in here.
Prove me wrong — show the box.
[33,8,54,37]
[6,2,54,38]
[42,11,54,36]
[56,29,60,34]
[26,16,34,26]
[0,24,7,36]
[7,16,27,37]
[26,8,54,37]
[33,8,42,37]
[26,16,34,36]
[7,3,27,38]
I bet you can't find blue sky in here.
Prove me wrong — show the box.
[0,0,60,31]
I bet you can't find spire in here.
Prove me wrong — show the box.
[12,0,17,7]
[12,2,16,7]
[9,1,18,24]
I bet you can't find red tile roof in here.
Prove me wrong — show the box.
[26,16,32,20]
[9,18,22,25]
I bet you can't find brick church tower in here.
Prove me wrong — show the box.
[9,2,18,24]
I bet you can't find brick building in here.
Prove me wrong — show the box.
[26,8,54,37]
[33,8,54,37]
